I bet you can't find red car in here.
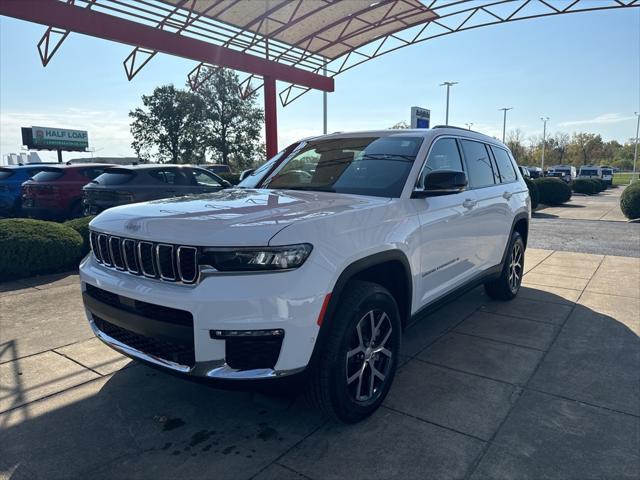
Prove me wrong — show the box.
[22,163,113,219]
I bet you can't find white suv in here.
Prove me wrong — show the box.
[80,127,530,423]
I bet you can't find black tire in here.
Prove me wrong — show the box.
[306,280,401,423]
[484,231,525,300]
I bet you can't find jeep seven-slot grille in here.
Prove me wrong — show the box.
[90,231,198,284]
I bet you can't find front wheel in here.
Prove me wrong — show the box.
[484,231,525,300]
[306,281,401,423]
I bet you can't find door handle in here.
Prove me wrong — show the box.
[462,198,477,209]
[502,191,513,200]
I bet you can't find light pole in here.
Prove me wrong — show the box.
[499,107,513,143]
[540,117,549,172]
[634,112,639,179]
[440,81,458,125]
[465,122,474,130]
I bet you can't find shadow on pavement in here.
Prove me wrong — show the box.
[1,287,639,480]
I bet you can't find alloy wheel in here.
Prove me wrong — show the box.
[345,309,394,403]
[509,242,523,293]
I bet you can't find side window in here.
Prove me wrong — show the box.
[190,169,222,187]
[81,168,105,180]
[460,139,496,189]
[490,146,517,183]
[149,169,188,185]
[419,138,464,187]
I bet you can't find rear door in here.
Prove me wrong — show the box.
[148,168,192,197]
[416,137,480,305]
[459,139,507,270]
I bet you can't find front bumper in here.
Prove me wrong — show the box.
[79,254,330,380]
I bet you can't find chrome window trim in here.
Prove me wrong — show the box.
[138,241,156,278]
[156,243,176,281]
[122,238,139,274]
[176,246,198,284]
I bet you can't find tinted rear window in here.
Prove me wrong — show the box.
[490,146,517,183]
[93,169,136,185]
[581,169,598,176]
[32,168,64,182]
[602,169,612,175]
[0,169,14,180]
[460,140,496,188]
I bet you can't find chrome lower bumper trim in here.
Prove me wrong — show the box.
[89,319,305,380]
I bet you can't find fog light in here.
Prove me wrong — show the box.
[209,329,284,339]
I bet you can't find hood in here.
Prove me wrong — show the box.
[89,188,390,246]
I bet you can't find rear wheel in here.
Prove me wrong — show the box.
[306,281,401,423]
[484,231,525,300]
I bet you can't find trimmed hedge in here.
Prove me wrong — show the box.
[524,177,539,210]
[534,178,572,205]
[0,219,83,281]
[64,216,95,255]
[218,172,241,185]
[620,182,640,219]
[591,178,607,192]
[572,179,599,195]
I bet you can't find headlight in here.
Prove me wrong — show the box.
[200,243,312,272]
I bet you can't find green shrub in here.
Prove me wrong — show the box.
[534,178,572,205]
[524,177,539,210]
[0,219,83,281]
[593,178,607,191]
[572,179,598,195]
[64,216,95,255]
[218,172,241,185]
[620,182,640,219]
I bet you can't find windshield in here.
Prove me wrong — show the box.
[238,142,302,189]
[31,168,64,182]
[581,169,598,175]
[262,136,423,198]
[602,169,612,175]
[92,169,136,185]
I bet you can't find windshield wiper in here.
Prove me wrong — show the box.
[359,153,415,162]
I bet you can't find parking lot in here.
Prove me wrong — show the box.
[1,244,639,480]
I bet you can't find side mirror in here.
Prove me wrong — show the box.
[221,179,232,188]
[239,169,254,181]
[413,170,467,197]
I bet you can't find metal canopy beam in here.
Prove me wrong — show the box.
[0,0,334,93]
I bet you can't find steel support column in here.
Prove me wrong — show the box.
[264,76,278,159]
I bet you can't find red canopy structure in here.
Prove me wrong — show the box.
[1,0,637,158]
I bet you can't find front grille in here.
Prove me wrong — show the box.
[90,230,198,284]
[85,284,192,327]
[93,315,195,367]
[225,337,283,371]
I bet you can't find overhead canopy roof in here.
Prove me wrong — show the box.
[161,0,437,60]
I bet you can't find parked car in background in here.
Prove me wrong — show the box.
[517,165,530,179]
[82,164,229,215]
[22,163,112,219]
[0,164,57,215]
[601,167,614,185]
[578,165,602,179]
[527,166,543,178]
[204,164,232,174]
[547,165,576,183]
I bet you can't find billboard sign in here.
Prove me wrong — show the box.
[21,126,89,151]
[410,107,430,129]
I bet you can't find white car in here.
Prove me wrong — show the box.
[80,127,530,423]
[578,166,602,179]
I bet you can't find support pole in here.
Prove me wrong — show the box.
[633,112,639,180]
[57,149,62,163]
[264,76,278,159]
[323,63,328,134]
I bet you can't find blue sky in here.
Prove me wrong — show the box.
[1,6,639,162]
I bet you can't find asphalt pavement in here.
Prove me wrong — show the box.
[529,216,640,257]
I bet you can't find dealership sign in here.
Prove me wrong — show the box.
[21,126,89,151]
[410,107,430,129]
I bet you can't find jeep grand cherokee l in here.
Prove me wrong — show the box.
[80,127,530,423]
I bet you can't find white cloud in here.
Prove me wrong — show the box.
[558,113,636,128]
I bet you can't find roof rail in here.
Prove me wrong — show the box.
[431,125,482,134]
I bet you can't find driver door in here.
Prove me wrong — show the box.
[415,137,480,306]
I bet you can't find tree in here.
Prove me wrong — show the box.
[569,132,603,165]
[390,121,410,129]
[193,67,264,169]
[506,129,528,164]
[551,132,570,164]
[129,85,207,163]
